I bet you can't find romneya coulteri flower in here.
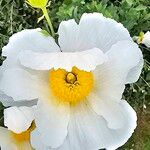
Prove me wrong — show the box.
[0,13,143,150]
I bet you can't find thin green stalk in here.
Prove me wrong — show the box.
[42,7,55,37]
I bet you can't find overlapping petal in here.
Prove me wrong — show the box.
[31,101,136,150]
[87,40,141,130]
[35,96,70,148]
[58,13,131,52]
[19,48,107,71]
[57,101,136,150]
[2,28,59,57]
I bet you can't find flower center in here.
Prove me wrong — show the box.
[50,67,94,105]
[11,122,35,144]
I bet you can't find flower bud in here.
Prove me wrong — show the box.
[27,0,48,9]
[137,31,150,48]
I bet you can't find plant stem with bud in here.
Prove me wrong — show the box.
[42,7,55,37]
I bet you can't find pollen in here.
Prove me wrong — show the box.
[11,122,36,144]
[50,67,94,105]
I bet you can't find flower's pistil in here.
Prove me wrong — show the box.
[66,72,77,84]
[50,67,94,105]
[11,122,36,144]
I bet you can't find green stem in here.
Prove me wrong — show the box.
[42,7,55,37]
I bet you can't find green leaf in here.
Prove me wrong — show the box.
[135,5,147,11]
[126,0,134,6]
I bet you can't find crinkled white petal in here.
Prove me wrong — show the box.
[56,101,136,150]
[19,48,107,71]
[88,92,134,129]
[4,106,35,133]
[0,68,41,101]
[142,31,150,48]
[93,40,143,98]
[0,127,33,150]
[106,40,143,84]
[58,13,131,52]
[2,28,60,57]
[92,40,141,104]
[105,41,142,73]
[35,97,70,148]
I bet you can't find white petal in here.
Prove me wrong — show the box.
[31,129,49,150]
[0,90,14,107]
[106,40,143,84]
[2,28,60,57]
[126,57,144,83]
[88,93,134,129]
[58,13,131,52]
[58,101,136,150]
[0,68,40,101]
[4,106,35,133]
[35,97,70,148]
[142,31,150,48]
[19,48,107,72]
[0,91,37,107]
[58,19,80,52]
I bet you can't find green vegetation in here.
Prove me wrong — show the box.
[0,0,150,149]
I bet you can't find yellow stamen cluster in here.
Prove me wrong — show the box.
[50,67,94,105]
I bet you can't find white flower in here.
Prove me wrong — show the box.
[136,31,150,48]
[0,13,143,150]
[0,123,35,150]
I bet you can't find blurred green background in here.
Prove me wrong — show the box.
[0,0,150,149]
